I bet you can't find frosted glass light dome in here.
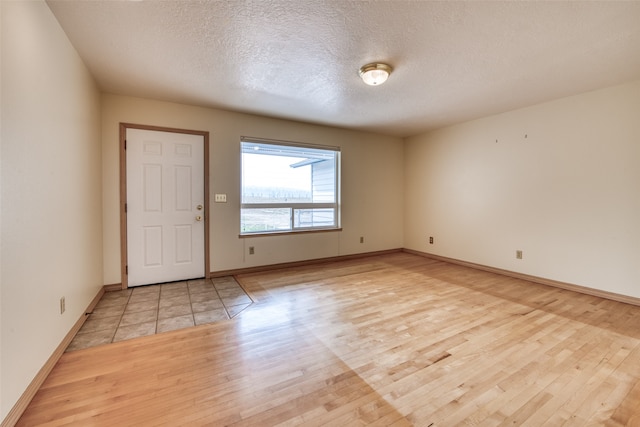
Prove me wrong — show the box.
[359,63,393,86]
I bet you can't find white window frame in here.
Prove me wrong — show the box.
[240,137,341,235]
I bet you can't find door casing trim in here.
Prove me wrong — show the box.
[119,123,211,289]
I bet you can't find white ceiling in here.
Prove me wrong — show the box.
[47,0,640,138]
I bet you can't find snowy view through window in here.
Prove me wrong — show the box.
[241,141,339,234]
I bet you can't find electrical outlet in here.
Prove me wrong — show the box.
[249,246,255,255]
[60,297,65,314]
[429,236,434,244]
[516,250,523,259]
[360,236,364,244]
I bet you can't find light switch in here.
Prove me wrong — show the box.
[214,193,227,203]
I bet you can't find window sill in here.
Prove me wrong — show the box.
[239,228,342,238]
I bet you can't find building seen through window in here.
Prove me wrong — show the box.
[240,139,340,234]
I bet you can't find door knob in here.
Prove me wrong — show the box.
[195,215,202,221]
[197,205,203,210]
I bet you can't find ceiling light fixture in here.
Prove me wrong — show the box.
[359,62,393,86]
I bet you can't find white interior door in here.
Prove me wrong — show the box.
[126,128,205,287]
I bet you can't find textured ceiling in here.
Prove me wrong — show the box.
[47,0,640,137]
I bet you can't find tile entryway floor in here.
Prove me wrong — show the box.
[66,277,252,352]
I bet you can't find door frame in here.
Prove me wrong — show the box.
[119,123,210,289]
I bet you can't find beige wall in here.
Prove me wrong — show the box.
[405,80,640,298]
[1,1,103,419]
[0,1,4,415]
[101,95,404,285]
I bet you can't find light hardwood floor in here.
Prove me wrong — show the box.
[17,252,640,426]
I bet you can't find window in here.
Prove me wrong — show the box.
[240,138,340,235]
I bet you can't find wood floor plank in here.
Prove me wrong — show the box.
[16,252,640,426]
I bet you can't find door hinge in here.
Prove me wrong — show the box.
[124,139,127,150]
[125,265,128,275]
[125,203,127,213]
